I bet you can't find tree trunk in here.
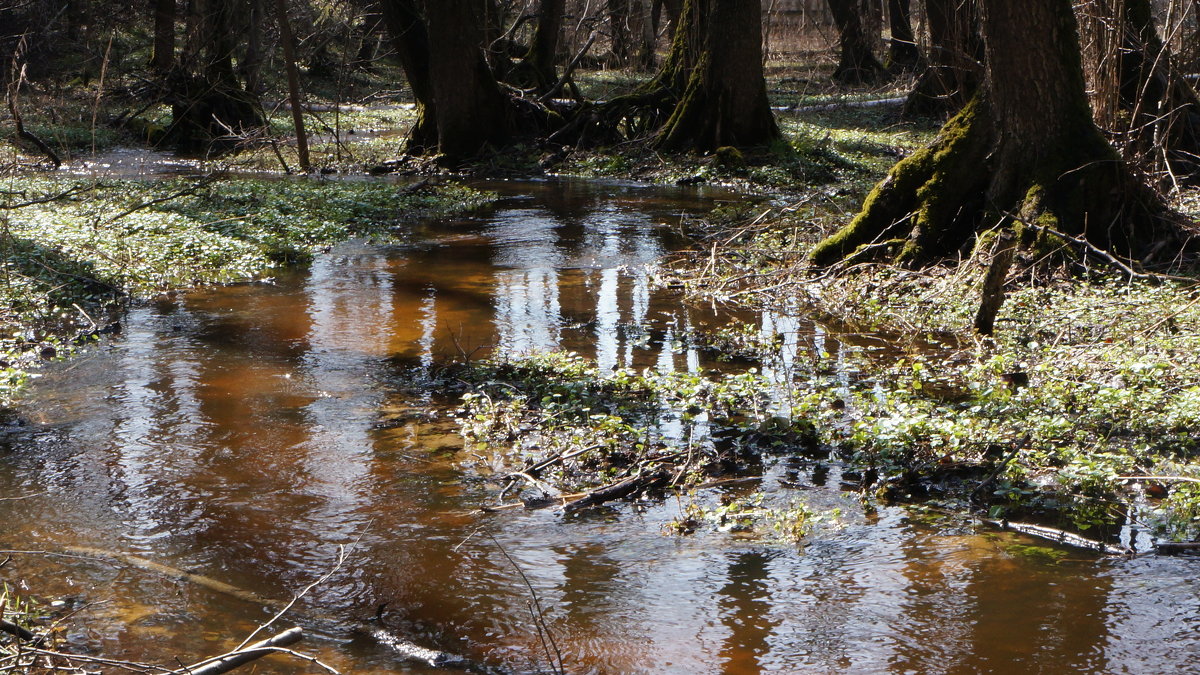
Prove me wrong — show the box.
[903,0,981,118]
[655,0,780,151]
[273,0,309,171]
[378,0,437,152]
[1113,0,1200,182]
[631,0,656,70]
[423,0,510,158]
[164,0,265,153]
[884,0,922,72]
[151,0,175,74]
[200,0,238,84]
[652,0,682,39]
[241,0,266,94]
[812,0,1181,269]
[514,0,565,93]
[353,12,384,70]
[827,0,888,84]
[609,0,632,66]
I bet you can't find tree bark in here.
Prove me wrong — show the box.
[903,0,982,117]
[1112,0,1200,182]
[378,0,437,152]
[514,0,565,93]
[151,0,175,74]
[422,0,510,158]
[654,0,780,151]
[812,0,1181,269]
[827,0,889,84]
[885,0,922,72]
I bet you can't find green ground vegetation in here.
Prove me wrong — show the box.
[666,186,1200,545]
[451,350,834,537]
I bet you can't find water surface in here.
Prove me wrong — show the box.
[1,179,1197,674]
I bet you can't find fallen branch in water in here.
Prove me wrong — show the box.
[979,518,1131,556]
[0,617,43,645]
[169,626,315,675]
[562,470,668,514]
[1152,541,1200,554]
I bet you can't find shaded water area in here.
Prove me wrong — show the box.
[1,179,1199,674]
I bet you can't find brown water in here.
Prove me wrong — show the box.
[1,179,1199,674]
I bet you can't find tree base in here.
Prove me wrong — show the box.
[902,65,977,119]
[811,97,1182,269]
[162,73,266,155]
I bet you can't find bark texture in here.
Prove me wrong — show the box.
[812,0,1182,269]
[379,0,437,152]
[903,0,981,117]
[827,0,888,84]
[884,0,922,72]
[423,0,510,158]
[152,0,175,74]
[654,0,781,151]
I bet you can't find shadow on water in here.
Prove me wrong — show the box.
[0,178,1198,674]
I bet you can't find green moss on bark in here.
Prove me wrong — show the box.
[810,97,991,266]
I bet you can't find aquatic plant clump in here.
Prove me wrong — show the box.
[454,351,818,509]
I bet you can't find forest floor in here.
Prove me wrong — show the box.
[3,57,1200,548]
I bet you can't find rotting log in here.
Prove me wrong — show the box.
[169,626,303,675]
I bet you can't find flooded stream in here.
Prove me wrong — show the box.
[1,179,1199,674]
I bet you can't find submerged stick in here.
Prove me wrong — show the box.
[169,626,304,675]
[979,518,1131,555]
[562,471,667,514]
[1153,541,1200,554]
[0,617,43,645]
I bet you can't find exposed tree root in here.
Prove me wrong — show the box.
[810,96,1194,270]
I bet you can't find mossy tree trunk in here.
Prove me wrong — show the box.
[582,0,777,150]
[653,0,781,151]
[812,0,1181,269]
[884,0,922,73]
[902,0,981,118]
[827,0,888,84]
[512,0,565,94]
